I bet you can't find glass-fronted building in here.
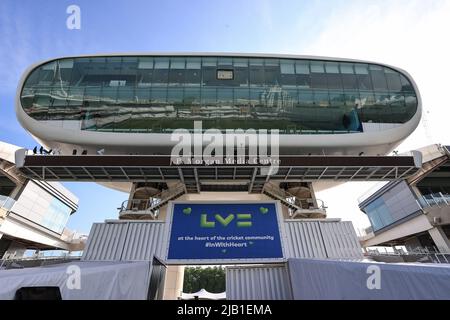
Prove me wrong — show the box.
[20,54,418,133]
[0,141,80,256]
[16,53,421,156]
[11,180,73,234]
[358,145,450,254]
[361,180,422,232]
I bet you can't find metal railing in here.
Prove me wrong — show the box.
[120,198,162,213]
[417,192,450,209]
[119,183,185,218]
[1,251,82,270]
[365,246,450,264]
[263,182,326,217]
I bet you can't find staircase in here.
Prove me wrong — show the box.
[184,182,199,193]
[263,183,304,212]
[119,183,186,220]
[148,183,186,214]
[407,155,448,185]
[263,182,327,218]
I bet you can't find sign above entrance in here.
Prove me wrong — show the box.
[166,201,285,264]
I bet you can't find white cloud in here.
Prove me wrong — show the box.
[302,0,450,229]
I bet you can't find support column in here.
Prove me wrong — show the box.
[127,182,137,203]
[308,182,319,208]
[163,265,185,300]
[428,226,450,253]
[0,207,7,224]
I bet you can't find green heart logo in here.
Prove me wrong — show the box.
[182,207,192,215]
[259,207,269,214]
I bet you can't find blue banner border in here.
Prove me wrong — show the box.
[164,200,286,265]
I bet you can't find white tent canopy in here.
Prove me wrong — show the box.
[180,288,226,300]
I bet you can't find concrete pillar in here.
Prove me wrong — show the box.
[428,226,450,253]
[3,241,27,259]
[9,184,24,200]
[163,265,185,300]
[127,183,137,202]
[308,182,319,207]
[0,207,7,223]
[158,205,168,221]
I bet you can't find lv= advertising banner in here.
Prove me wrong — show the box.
[166,201,285,264]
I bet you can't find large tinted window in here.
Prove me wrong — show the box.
[295,61,311,88]
[340,63,358,90]
[355,64,372,90]
[310,61,327,89]
[264,59,280,85]
[168,58,185,85]
[21,55,418,134]
[325,62,342,90]
[185,58,201,86]
[280,60,296,87]
[233,58,249,86]
[153,58,169,85]
[385,68,403,92]
[363,181,421,232]
[249,59,264,86]
[137,57,154,86]
[369,65,388,91]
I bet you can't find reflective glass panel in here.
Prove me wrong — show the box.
[21,55,419,134]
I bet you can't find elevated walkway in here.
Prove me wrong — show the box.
[16,154,421,194]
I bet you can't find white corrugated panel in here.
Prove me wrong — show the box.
[121,222,167,261]
[283,221,327,258]
[82,220,361,262]
[226,265,292,300]
[82,221,168,261]
[283,220,362,259]
[288,258,450,300]
[82,223,129,261]
[319,221,363,259]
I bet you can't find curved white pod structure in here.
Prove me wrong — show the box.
[16,53,421,156]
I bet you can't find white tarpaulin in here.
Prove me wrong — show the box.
[181,289,226,300]
[0,261,151,300]
[288,258,450,300]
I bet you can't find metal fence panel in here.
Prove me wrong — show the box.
[319,221,363,259]
[82,222,168,261]
[226,265,292,300]
[82,223,129,261]
[121,222,167,261]
[283,221,327,258]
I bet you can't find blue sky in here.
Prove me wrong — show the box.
[1,0,449,234]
